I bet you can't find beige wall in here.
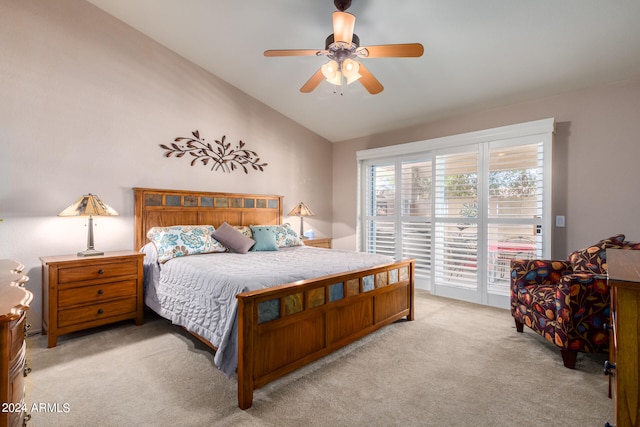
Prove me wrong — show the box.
[0,0,333,329]
[333,78,640,258]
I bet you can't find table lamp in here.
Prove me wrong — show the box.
[58,193,119,256]
[287,202,315,239]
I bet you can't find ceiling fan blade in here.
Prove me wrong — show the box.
[332,11,355,45]
[358,43,424,58]
[357,62,384,94]
[300,68,325,93]
[264,49,323,57]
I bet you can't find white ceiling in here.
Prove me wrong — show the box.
[86,0,640,142]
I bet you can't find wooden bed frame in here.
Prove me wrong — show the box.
[133,187,415,409]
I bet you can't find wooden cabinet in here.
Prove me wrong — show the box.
[40,251,144,348]
[606,249,640,427]
[1,260,32,427]
[303,237,332,249]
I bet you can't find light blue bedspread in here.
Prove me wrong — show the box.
[141,244,393,377]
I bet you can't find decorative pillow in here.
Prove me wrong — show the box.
[280,223,304,247]
[212,222,255,254]
[570,234,626,274]
[250,224,304,248]
[147,225,226,263]
[250,226,279,251]
[233,225,253,239]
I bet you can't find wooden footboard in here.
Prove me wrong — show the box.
[236,259,415,409]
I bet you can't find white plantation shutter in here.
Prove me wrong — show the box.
[486,140,544,295]
[400,159,432,280]
[433,149,479,290]
[364,163,396,257]
[488,143,543,219]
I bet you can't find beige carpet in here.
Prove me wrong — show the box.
[25,291,614,426]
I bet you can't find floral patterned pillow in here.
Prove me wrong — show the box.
[279,223,304,247]
[233,226,253,239]
[147,225,226,263]
[570,234,625,274]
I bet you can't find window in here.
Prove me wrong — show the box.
[358,119,554,308]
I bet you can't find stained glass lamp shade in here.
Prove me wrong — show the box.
[287,202,315,239]
[58,193,119,256]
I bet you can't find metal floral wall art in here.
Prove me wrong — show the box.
[160,130,268,173]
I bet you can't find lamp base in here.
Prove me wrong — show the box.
[77,249,104,257]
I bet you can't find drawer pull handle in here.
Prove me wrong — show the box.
[98,269,105,275]
[97,309,104,315]
[24,366,32,377]
[97,289,104,295]
[604,360,616,375]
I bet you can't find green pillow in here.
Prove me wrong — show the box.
[250,227,279,252]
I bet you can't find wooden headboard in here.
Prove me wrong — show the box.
[133,188,283,250]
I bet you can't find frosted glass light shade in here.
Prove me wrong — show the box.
[322,60,343,85]
[332,11,355,45]
[342,59,361,84]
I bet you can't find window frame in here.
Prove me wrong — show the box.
[357,118,555,306]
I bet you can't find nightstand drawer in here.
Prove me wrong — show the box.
[58,279,137,308]
[8,313,26,363]
[58,260,138,284]
[58,297,137,328]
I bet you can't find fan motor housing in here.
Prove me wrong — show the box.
[325,33,360,50]
[325,33,360,62]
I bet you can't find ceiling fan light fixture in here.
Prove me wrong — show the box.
[321,60,343,85]
[328,72,343,86]
[345,72,361,85]
[332,11,355,45]
[264,1,423,95]
[321,60,339,79]
[342,58,361,84]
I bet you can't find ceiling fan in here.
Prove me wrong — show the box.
[264,0,424,95]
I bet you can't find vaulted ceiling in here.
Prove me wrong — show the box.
[86,0,640,142]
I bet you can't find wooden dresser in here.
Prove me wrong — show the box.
[0,260,33,427]
[40,251,144,348]
[606,249,640,427]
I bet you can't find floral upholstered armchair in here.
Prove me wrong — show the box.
[510,234,640,368]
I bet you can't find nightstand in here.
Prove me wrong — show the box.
[40,251,144,348]
[303,237,332,249]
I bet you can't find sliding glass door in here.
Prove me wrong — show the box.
[358,119,553,309]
